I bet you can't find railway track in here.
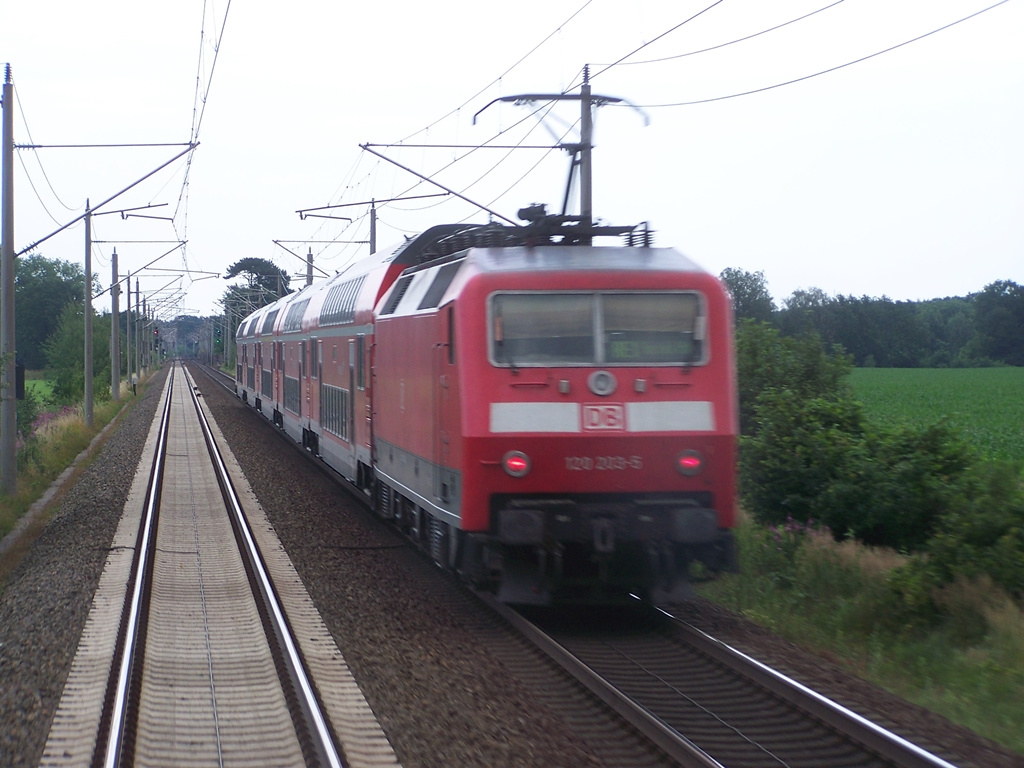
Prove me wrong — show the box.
[490,599,964,768]
[41,362,397,768]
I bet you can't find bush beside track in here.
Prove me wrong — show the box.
[735,320,1023,603]
[700,320,1024,753]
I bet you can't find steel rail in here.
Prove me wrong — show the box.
[197,362,236,392]
[661,607,961,768]
[478,593,725,768]
[183,366,344,768]
[100,363,176,768]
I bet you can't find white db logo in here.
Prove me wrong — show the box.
[583,404,625,431]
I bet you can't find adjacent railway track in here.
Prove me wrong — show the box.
[490,599,964,768]
[101,362,342,766]
[41,362,397,768]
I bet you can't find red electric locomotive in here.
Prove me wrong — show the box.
[236,213,737,605]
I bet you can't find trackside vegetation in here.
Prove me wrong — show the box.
[701,518,1024,753]
[0,379,146,546]
[699,320,1024,753]
[0,359,153,550]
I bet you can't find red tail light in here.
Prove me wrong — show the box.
[502,451,531,477]
[676,449,704,476]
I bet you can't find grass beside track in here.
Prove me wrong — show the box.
[0,377,152,575]
[699,516,1024,755]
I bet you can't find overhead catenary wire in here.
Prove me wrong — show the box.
[457,110,574,210]
[394,0,596,145]
[15,150,64,227]
[361,98,561,218]
[5,0,1013,325]
[8,0,225,321]
[303,0,1016,298]
[188,0,232,144]
[381,0,994,225]
[356,0,752,241]
[482,119,580,212]
[360,144,518,226]
[597,0,1012,108]
[302,99,560,267]
[16,143,196,258]
[591,0,846,68]
[172,0,233,295]
[581,0,728,89]
[12,86,79,219]
[313,0,598,255]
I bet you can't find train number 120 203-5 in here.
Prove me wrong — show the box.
[565,455,643,471]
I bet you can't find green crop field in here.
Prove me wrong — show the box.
[849,368,1024,461]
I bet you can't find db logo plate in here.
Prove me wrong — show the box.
[582,404,625,431]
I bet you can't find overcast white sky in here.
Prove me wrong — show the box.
[2,0,1022,319]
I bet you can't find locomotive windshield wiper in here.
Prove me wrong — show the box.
[494,311,519,374]
[499,341,519,375]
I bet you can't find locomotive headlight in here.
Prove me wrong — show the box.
[675,449,704,476]
[502,450,531,477]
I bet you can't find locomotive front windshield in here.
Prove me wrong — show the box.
[490,292,705,367]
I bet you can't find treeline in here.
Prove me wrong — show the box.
[11,254,164,441]
[720,268,1024,367]
[12,255,292,404]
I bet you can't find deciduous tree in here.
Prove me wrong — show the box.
[718,268,775,322]
[42,302,111,404]
[973,280,1024,366]
[14,254,88,369]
